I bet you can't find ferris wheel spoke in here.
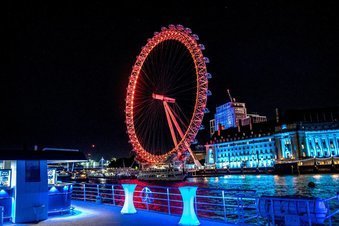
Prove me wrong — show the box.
[165,42,181,85]
[167,47,193,87]
[166,71,196,96]
[172,104,189,130]
[163,43,190,92]
[133,97,152,106]
[151,41,181,94]
[168,84,196,98]
[136,112,171,155]
[135,103,161,126]
[139,69,155,90]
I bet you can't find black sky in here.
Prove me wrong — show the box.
[4,1,339,159]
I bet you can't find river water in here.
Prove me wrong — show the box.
[95,173,339,198]
[186,174,339,198]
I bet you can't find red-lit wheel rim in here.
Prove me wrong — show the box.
[125,25,208,164]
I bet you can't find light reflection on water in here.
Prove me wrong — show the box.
[92,174,338,198]
[186,173,339,198]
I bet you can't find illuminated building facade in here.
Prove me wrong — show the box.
[214,102,247,130]
[211,95,267,136]
[275,122,339,160]
[205,120,276,169]
[205,121,339,169]
[275,106,339,162]
[206,133,276,169]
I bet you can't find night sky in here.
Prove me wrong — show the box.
[5,1,339,159]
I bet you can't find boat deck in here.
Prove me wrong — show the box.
[5,200,239,226]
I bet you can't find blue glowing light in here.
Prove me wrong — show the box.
[140,187,153,204]
[211,135,276,169]
[47,204,95,223]
[0,189,8,196]
[121,184,137,214]
[209,126,339,169]
[49,186,58,193]
[178,186,200,225]
[63,185,68,191]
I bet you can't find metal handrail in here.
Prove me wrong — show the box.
[71,182,261,224]
[71,183,339,225]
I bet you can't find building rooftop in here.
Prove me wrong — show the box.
[209,121,276,144]
[275,121,339,132]
[208,118,339,145]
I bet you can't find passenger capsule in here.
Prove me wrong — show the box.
[203,108,210,113]
[203,57,210,63]
[168,24,176,30]
[191,139,198,144]
[205,73,212,79]
[176,24,184,30]
[184,28,192,34]
[192,34,199,40]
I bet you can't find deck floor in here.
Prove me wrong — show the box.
[5,200,237,226]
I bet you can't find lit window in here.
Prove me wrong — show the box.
[322,140,327,149]
[329,140,334,149]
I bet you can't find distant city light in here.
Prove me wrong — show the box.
[313,175,322,179]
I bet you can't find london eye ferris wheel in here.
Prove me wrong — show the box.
[125,24,211,165]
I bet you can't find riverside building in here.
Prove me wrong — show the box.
[210,90,267,136]
[205,106,339,171]
[205,122,276,170]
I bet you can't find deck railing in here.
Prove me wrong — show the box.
[72,183,339,225]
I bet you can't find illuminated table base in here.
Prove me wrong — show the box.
[121,184,137,214]
[179,186,200,225]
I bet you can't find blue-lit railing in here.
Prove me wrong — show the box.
[72,183,339,225]
[72,183,258,224]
